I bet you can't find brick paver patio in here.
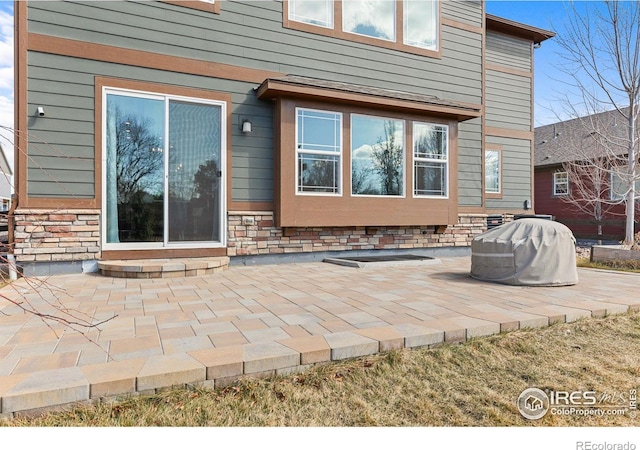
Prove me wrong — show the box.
[1,256,639,418]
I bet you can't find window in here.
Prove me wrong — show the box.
[553,171,568,196]
[343,0,395,42]
[351,115,404,196]
[285,0,439,56]
[414,122,448,197]
[404,0,438,50]
[296,108,342,194]
[485,149,501,194]
[288,0,333,28]
[610,169,640,201]
[103,87,226,248]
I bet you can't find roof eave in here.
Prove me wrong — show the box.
[486,14,555,45]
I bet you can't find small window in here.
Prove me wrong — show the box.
[288,0,333,28]
[343,0,396,42]
[485,149,501,194]
[553,171,569,196]
[351,115,404,196]
[296,108,342,194]
[414,122,448,197]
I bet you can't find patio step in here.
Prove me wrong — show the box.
[98,257,229,278]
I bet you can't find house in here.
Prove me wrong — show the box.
[534,108,639,241]
[0,144,12,213]
[12,0,553,276]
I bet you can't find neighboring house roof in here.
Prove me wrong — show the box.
[486,14,555,45]
[534,108,632,168]
[257,75,482,121]
[0,144,12,176]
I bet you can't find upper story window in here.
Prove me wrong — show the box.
[414,122,448,197]
[288,0,333,28]
[285,0,440,57]
[296,108,342,194]
[404,0,438,49]
[343,0,396,42]
[553,171,568,196]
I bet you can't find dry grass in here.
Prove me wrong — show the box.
[577,256,640,273]
[3,310,639,427]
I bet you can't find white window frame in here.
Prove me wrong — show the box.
[553,171,569,196]
[295,107,343,196]
[101,86,227,251]
[342,0,396,42]
[413,121,448,199]
[403,0,438,51]
[485,149,501,194]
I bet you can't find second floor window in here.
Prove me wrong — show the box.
[287,0,439,54]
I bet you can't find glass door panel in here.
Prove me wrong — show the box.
[167,101,222,243]
[105,94,165,244]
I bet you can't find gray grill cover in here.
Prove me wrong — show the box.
[471,219,578,286]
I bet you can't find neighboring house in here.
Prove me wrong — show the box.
[0,144,12,213]
[534,108,639,240]
[12,0,553,275]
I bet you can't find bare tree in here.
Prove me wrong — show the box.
[558,120,630,242]
[371,120,403,195]
[554,1,640,243]
[0,126,116,338]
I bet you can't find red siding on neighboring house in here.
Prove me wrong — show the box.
[534,167,629,240]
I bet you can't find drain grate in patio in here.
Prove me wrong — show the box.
[323,254,441,268]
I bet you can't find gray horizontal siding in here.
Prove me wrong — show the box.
[27,0,483,105]
[486,31,532,72]
[27,52,273,201]
[26,0,485,203]
[485,135,532,210]
[458,118,482,206]
[442,0,482,27]
[485,70,531,131]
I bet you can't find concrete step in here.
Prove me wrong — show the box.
[98,257,229,278]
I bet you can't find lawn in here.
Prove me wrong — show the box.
[2,310,638,427]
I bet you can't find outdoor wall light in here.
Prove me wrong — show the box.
[37,106,45,117]
[524,199,532,210]
[241,120,252,134]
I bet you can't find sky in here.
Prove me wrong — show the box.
[0,0,616,172]
[485,0,577,127]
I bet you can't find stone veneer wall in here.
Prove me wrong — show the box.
[12,209,101,264]
[227,212,488,256]
[11,209,488,263]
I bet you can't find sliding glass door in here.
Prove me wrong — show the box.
[104,88,225,249]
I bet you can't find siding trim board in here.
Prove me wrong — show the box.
[160,0,221,14]
[27,33,285,84]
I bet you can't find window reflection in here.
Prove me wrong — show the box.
[351,115,404,196]
[404,0,438,50]
[289,0,333,28]
[343,0,395,42]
